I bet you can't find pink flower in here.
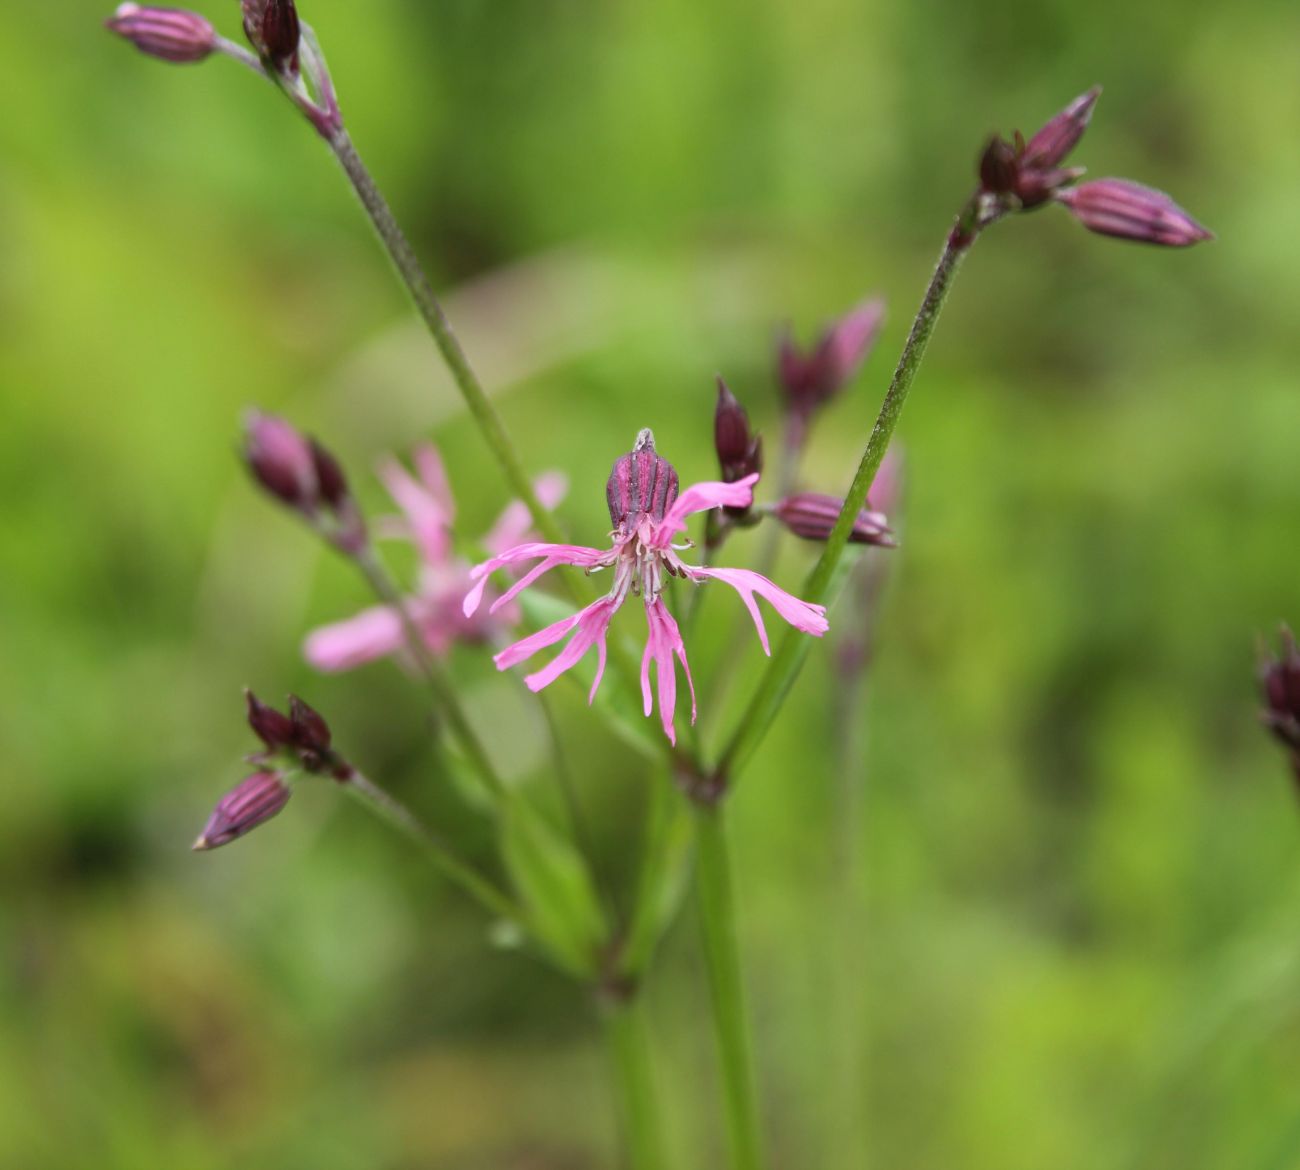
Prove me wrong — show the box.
[464,430,830,744]
[304,444,566,672]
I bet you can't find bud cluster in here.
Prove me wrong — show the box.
[243,411,367,555]
[777,298,885,429]
[105,1,343,139]
[975,87,1212,248]
[194,692,351,851]
[1261,628,1300,787]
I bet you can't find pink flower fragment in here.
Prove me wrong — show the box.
[304,444,566,672]
[464,429,829,744]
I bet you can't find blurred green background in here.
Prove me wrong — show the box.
[3,0,1299,1167]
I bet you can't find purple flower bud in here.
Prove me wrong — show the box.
[242,0,299,72]
[242,411,367,553]
[714,378,763,484]
[607,429,680,531]
[193,771,291,851]
[773,493,895,547]
[310,440,348,508]
[1261,628,1300,755]
[244,410,318,508]
[778,298,886,420]
[245,689,296,750]
[978,135,1020,196]
[1055,179,1213,247]
[105,3,216,63]
[1021,87,1101,169]
[976,88,1099,210]
[287,694,331,753]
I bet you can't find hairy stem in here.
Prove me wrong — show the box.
[342,769,520,922]
[716,201,989,785]
[695,807,764,1170]
[327,131,565,545]
[602,993,670,1170]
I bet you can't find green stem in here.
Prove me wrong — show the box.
[716,203,989,785]
[354,548,507,802]
[602,993,669,1170]
[695,807,764,1170]
[327,132,687,770]
[341,769,521,922]
[327,130,565,545]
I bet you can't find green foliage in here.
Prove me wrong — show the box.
[3,0,1299,1167]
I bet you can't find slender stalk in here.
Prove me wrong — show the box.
[326,131,687,770]
[327,130,566,545]
[716,201,991,785]
[602,993,669,1170]
[695,807,764,1170]
[353,548,506,802]
[342,769,521,922]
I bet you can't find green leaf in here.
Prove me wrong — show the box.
[498,794,608,978]
[620,772,697,977]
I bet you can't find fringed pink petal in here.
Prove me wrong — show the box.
[495,609,584,671]
[639,599,696,744]
[509,603,621,696]
[413,444,455,516]
[691,566,829,651]
[484,471,569,556]
[378,450,452,567]
[464,541,606,617]
[654,474,759,545]
[304,605,405,672]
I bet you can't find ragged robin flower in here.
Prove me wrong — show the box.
[463,429,829,743]
[304,444,566,671]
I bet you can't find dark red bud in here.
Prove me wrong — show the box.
[1261,628,1300,754]
[193,771,291,850]
[245,689,296,750]
[979,135,1019,195]
[288,694,332,753]
[714,378,763,483]
[606,429,680,530]
[773,493,895,547]
[242,0,299,71]
[310,440,349,508]
[1055,179,1213,247]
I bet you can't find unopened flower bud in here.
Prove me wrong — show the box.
[245,689,296,750]
[242,411,367,554]
[773,493,895,547]
[244,410,318,507]
[105,3,216,63]
[1055,179,1213,247]
[979,135,1020,195]
[976,88,1098,211]
[242,0,299,73]
[193,771,291,851]
[607,429,680,531]
[1021,87,1100,169]
[1261,628,1300,756]
[778,298,885,421]
[288,694,332,755]
[714,378,763,483]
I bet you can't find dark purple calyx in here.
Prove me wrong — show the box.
[606,429,679,532]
